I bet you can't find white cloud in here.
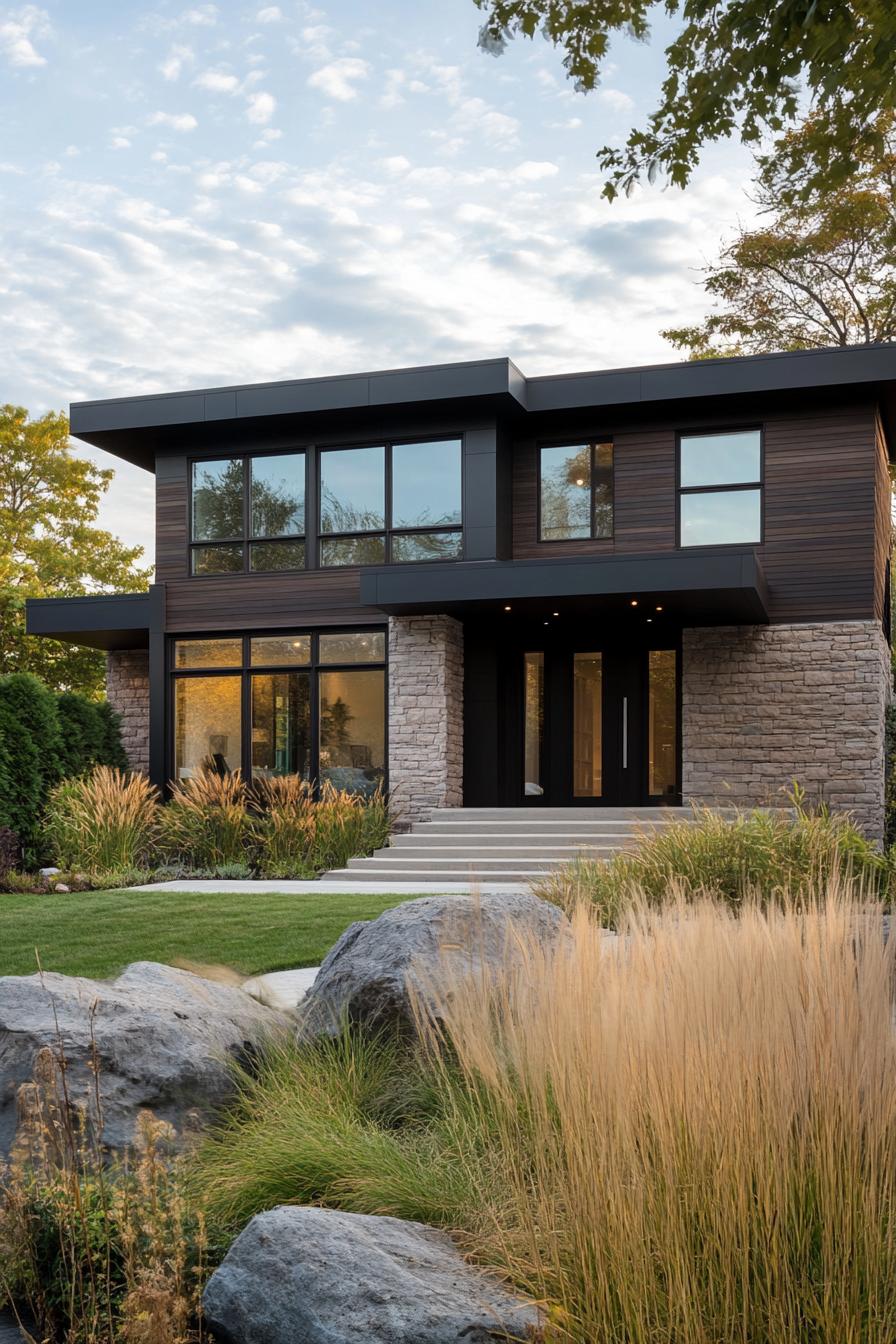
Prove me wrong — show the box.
[307,57,369,102]
[0,4,50,68]
[256,5,282,20]
[514,160,559,181]
[597,87,635,113]
[110,135,132,150]
[159,43,193,80]
[381,155,411,175]
[182,4,217,25]
[246,90,275,123]
[453,95,519,145]
[194,69,240,93]
[148,110,198,132]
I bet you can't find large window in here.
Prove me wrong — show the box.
[538,441,613,542]
[171,629,386,795]
[678,429,762,547]
[319,438,462,566]
[191,452,305,575]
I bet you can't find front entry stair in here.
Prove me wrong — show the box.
[323,806,700,885]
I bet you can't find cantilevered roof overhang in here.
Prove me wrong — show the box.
[25,593,151,650]
[68,344,896,471]
[359,549,769,625]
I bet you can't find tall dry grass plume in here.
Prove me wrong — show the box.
[419,884,896,1343]
[45,767,160,874]
[158,766,250,868]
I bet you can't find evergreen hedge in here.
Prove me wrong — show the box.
[0,674,127,862]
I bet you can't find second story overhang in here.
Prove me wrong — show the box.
[359,548,769,625]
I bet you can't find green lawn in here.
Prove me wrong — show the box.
[0,888,412,980]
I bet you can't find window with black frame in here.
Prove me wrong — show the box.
[319,438,462,566]
[190,452,306,574]
[170,630,386,797]
[538,441,614,542]
[678,428,762,547]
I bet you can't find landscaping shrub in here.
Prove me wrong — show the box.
[252,777,391,877]
[194,892,896,1344]
[0,824,20,878]
[0,689,42,854]
[95,699,129,771]
[158,767,251,869]
[56,691,106,777]
[45,766,160,874]
[0,672,64,796]
[536,799,888,926]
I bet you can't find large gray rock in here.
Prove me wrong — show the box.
[0,961,288,1159]
[202,1206,543,1344]
[298,891,567,1038]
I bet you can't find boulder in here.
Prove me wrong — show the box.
[298,891,567,1038]
[202,1205,543,1344]
[0,961,288,1159]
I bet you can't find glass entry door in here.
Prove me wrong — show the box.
[521,643,678,806]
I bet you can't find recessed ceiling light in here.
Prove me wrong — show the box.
[646,618,653,623]
[630,599,638,607]
[552,611,559,616]
[655,605,663,612]
[504,605,511,611]
[544,621,549,626]
[575,477,585,486]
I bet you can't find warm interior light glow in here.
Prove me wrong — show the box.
[575,477,585,487]
[656,605,663,612]
[553,611,559,616]
[504,605,512,611]
[630,599,638,607]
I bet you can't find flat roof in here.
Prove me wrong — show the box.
[69,344,896,471]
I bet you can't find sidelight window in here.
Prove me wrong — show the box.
[170,629,386,794]
[678,428,762,547]
[319,438,462,566]
[538,441,614,542]
[190,452,306,574]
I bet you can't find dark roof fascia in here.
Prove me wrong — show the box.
[359,548,769,624]
[69,344,896,472]
[25,592,151,651]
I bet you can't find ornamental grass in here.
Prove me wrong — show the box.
[157,767,251,869]
[45,767,160,875]
[194,884,896,1344]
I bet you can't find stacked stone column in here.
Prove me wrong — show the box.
[105,649,150,775]
[387,615,463,826]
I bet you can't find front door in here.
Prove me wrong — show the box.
[521,642,679,806]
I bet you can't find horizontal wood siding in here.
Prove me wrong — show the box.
[164,569,373,632]
[155,455,188,583]
[873,413,891,627]
[761,409,876,622]
[512,403,880,624]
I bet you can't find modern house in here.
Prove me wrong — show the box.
[27,347,894,840]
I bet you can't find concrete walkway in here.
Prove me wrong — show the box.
[131,879,531,896]
[242,965,319,1011]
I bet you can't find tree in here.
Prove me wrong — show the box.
[662,117,896,357]
[0,406,152,698]
[473,0,896,199]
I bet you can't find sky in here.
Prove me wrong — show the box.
[0,0,759,565]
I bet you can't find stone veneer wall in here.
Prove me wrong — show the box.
[105,650,150,775]
[388,615,463,826]
[682,621,891,841]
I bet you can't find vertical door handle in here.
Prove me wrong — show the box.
[621,696,628,769]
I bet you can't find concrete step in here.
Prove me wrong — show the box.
[428,806,692,822]
[376,845,624,860]
[325,868,552,884]
[348,856,576,872]
[389,831,640,848]
[406,822,661,836]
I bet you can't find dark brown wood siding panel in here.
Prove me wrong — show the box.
[761,408,877,622]
[155,455,188,583]
[872,413,892,626]
[164,570,374,632]
[512,429,676,559]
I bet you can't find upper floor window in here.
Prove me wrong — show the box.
[678,429,762,547]
[319,438,462,566]
[538,441,614,542]
[191,452,305,575]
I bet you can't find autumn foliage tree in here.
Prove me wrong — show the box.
[662,116,896,357]
[0,405,151,698]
